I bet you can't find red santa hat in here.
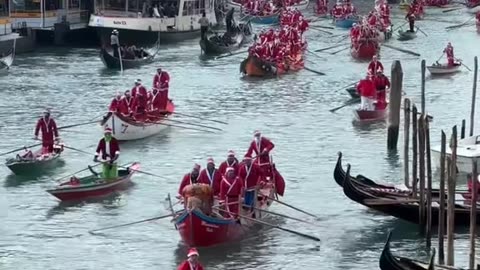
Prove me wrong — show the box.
[254,130,261,137]
[44,108,52,114]
[135,79,142,84]
[207,157,214,164]
[193,163,201,171]
[104,127,112,133]
[187,248,199,257]
[226,167,235,173]
[227,150,235,157]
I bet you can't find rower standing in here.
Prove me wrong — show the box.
[405,11,415,32]
[218,150,240,176]
[373,71,390,109]
[357,73,376,111]
[219,167,244,218]
[198,12,209,40]
[198,158,222,196]
[245,131,275,175]
[111,29,120,58]
[443,42,455,67]
[177,248,204,270]
[131,79,148,98]
[153,68,170,111]
[367,55,384,76]
[34,109,59,154]
[238,155,264,209]
[94,127,120,180]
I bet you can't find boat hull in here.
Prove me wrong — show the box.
[350,42,379,59]
[354,104,388,121]
[100,47,155,69]
[431,135,480,173]
[426,63,461,75]
[240,56,277,77]
[46,169,134,201]
[6,153,62,175]
[397,30,417,41]
[334,17,357,28]
[101,101,175,141]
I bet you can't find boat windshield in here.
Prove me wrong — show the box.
[94,0,181,17]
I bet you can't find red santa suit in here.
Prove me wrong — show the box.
[476,11,480,23]
[444,44,455,67]
[237,161,264,189]
[198,159,222,196]
[118,96,136,115]
[149,90,167,112]
[134,93,148,114]
[178,168,206,196]
[220,170,244,218]
[109,96,122,112]
[95,137,120,160]
[131,84,148,98]
[218,157,240,176]
[357,77,376,110]
[368,59,384,75]
[374,74,390,109]
[177,261,204,270]
[245,133,275,166]
[35,116,59,154]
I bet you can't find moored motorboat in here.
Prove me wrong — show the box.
[5,143,64,175]
[379,231,439,270]
[431,134,480,173]
[100,46,157,70]
[397,29,417,41]
[426,62,461,75]
[100,100,175,141]
[46,163,139,201]
[354,103,388,121]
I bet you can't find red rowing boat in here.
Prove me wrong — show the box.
[46,163,140,201]
[351,41,379,59]
[354,102,388,121]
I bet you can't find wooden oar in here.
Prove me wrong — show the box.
[330,46,349,55]
[334,82,357,92]
[306,49,325,59]
[309,27,333,35]
[116,164,172,180]
[58,120,99,130]
[249,206,314,224]
[304,67,326,75]
[446,16,474,29]
[214,50,248,60]
[162,118,223,131]
[267,196,319,219]
[415,26,428,37]
[89,213,175,234]
[329,98,359,113]
[154,121,218,134]
[442,6,462,12]
[458,59,472,71]
[0,143,42,157]
[172,112,228,125]
[215,207,320,242]
[382,44,420,57]
[63,145,91,155]
[392,21,408,32]
[312,25,334,30]
[314,43,347,52]
[52,162,105,182]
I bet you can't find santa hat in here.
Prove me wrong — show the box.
[187,248,199,257]
[226,167,235,173]
[44,108,52,114]
[157,67,162,71]
[254,130,261,136]
[104,127,112,133]
[135,79,142,84]
[227,150,235,157]
[193,163,201,171]
[207,157,214,164]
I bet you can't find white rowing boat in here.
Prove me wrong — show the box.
[426,62,461,75]
[431,135,480,173]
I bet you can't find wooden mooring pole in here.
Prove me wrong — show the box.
[470,56,478,137]
[412,105,418,197]
[425,117,433,248]
[469,159,478,270]
[418,115,426,232]
[388,61,403,150]
[421,59,426,113]
[447,126,457,266]
[438,131,446,265]
[461,119,466,139]
[404,98,411,188]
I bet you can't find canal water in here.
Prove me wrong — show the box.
[1,3,479,270]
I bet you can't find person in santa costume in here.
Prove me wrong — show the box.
[443,42,455,67]
[178,164,204,196]
[94,127,120,179]
[218,150,240,176]
[118,90,136,116]
[109,93,122,112]
[177,248,204,270]
[198,157,222,196]
[367,55,384,76]
[131,79,148,98]
[153,67,170,110]
[220,167,244,218]
[356,73,376,111]
[35,109,59,154]
[374,70,390,109]
[476,11,480,24]
[245,130,275,169]
[238,155,264,209]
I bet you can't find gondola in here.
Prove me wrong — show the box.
[340,159,480,226]
[200,23,252,55]
[379,231,439,270]
[100,45,158,70]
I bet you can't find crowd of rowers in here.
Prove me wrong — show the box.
[247,10,308,68]
[349,21,380,48]
[177,131,285,219]
[118,44,149,59]
[356,56,390,111]
[315,0,328,15]
[330,0,356,19]
[108,68,171,121]
[242,0,302,15]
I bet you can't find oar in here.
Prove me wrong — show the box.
[267,196,319,219]
[314,43,347,52]
[52,162,104,182]
[446,16,474,29]
[172,112,227,125]
[442,6,462,12]
[334,82,357,92]
[162,118,223,131]
[330,47,349,55]
[382,44,420,57]
[306,49,325,59]
[58,120,99,130]
[0,143,42,157]
[116,164,172,180]
[63,145,92,155]
[311,25,334,30]
[329,98,359,113]
[215,207,320,242]
[154,121,218,134]
[392,21,408,32]
[214,49,248,60]
[89,213,175,234]
[309,27,333,35]
[415,26,428,37]
[249,205,314,224]
[457,59,472,71]
[304,66,326,75]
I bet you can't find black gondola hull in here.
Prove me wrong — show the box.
[100,48,155,70]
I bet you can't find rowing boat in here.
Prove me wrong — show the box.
[350,40,379,59]
[426,62,461,75]
[100,47,157,70]
[431,134,480,173]
[353,103,388,122]
[346,87,359,99]
[5,144,64,175]
[397,29,417,41]
[46,163,139,201]
[100,100,175,141]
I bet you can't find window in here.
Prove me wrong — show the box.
[0,0,8,16]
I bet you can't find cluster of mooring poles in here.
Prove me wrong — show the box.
[387,57,480,269]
